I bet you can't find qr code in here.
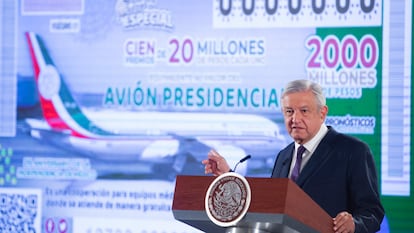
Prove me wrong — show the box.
[0,188,42,233]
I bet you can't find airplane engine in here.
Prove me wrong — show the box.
[141,139,180,160]
[140,139,248,179]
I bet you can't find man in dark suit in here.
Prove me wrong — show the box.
[202,79,384,233]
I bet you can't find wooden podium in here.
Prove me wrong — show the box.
[172,175,334,233]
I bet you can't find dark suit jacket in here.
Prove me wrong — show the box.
[271,127,384,233]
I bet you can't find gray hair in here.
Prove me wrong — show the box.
[281,79,326,109]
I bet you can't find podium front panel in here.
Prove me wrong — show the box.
[172,175,333,233]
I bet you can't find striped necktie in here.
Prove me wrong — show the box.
[291,145,306,182]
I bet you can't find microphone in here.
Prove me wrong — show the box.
[232,155,252,172]
[239,155,251,163]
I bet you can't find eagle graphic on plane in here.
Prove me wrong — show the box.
[24,31,287,178]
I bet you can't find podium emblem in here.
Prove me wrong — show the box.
[205,172,251,227]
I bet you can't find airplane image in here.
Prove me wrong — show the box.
[23,31,287,178]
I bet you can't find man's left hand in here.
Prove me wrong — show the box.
[333,211,355,233]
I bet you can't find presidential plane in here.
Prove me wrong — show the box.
[24,31,287,178]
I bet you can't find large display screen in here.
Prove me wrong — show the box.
[0,0,412,232]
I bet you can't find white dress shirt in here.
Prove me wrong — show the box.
[288,124,329,178]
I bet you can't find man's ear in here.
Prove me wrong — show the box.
[320,105,328,120]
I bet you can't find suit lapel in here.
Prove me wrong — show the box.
[274,143,295,178]
[296,128,337,185]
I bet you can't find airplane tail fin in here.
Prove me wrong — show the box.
[25,32,108,138]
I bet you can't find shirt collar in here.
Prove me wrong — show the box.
[295,124,328,153]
